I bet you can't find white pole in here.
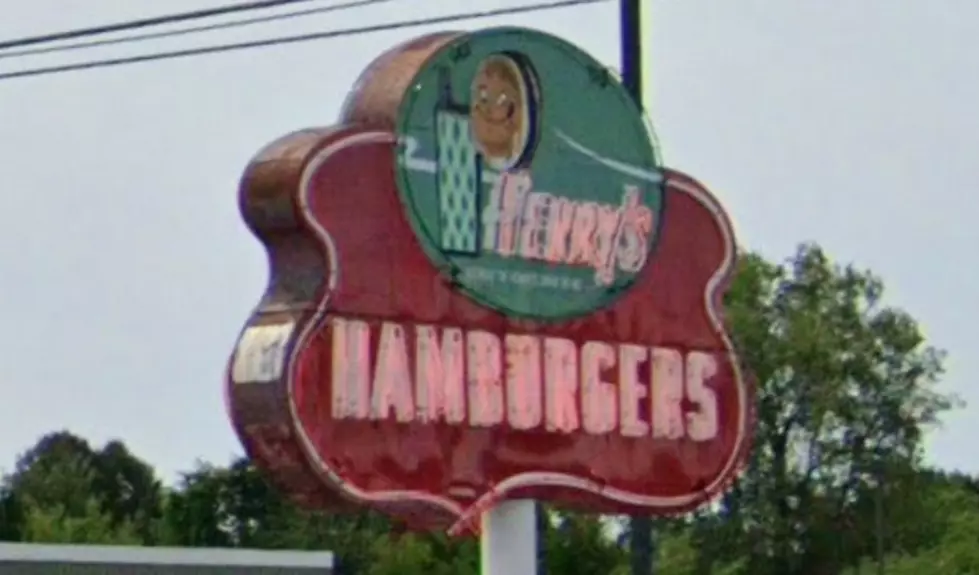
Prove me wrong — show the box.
[481,500,537,575]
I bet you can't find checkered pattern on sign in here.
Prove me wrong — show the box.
[435,110,479,254]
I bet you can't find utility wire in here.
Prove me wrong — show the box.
[0,0,394,61]
[0,0,323,51]
[0,0,610,82]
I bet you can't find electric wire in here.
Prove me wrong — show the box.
[0,0,394,61]
[0,0,323,51]
[0,0,610,82]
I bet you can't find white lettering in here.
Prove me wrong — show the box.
[330,318,371,419]
[505,334,543,430]
[581,341,617,434]
[325,318,722,442]
[618,344,649,437]
[415,325,465,424]
[650,347,685,439]
[231,322,295,385]
[466,331,504,427]
[685,351,719,441]
[370,322,415,422]
[544,337,579,433]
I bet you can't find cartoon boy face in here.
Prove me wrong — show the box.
[470,56,526,167]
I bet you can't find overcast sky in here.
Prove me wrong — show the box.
[1,0,975,483]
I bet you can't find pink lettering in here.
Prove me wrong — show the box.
[326,319,720,443]
[518,192,549,260]
[650,347,685,439]
[685,351,719,441]
[330,317,371,419]
[592,203,624,285]
[580,341,617,434]
[544,338,579,433]
[615,186,655,273]
[496,172,532,257]
[370,322,415,422]
[482,177,655,286]
[466,331,504,427]
[544,197,576,263]
[618,344,649,437]
[504,334,543,430]
[567,202,598,265]
[414,325,465,424]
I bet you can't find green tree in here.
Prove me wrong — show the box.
[92,439,163,542]
[0,484,24,541]
[368,533,437,575]
[3,431,164,545]
[7,431,100,520]
[160,456,388,572]
[158,461,235,548]
[688,244,956,574]
[547,512,625,575]
[840,468,979,575]
[616,530,746,575]
[19,496,141,545]
[367,531,478,575]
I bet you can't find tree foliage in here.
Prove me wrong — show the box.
[0,244,967,575]
[691,244,955,575]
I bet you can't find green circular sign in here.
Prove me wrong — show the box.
[395,27,664,320]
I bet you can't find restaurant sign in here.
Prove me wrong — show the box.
[226,27,753,535]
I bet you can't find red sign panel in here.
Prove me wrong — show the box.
[226,29,753,534]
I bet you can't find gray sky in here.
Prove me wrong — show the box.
[1,0,975,483]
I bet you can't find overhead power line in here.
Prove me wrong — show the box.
[0,0,322,51]
[0,0,610,82]
[0,0,394,61]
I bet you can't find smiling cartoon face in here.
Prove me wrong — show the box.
[470,56,528,169]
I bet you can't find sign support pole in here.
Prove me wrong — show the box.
[479,4,647,574]
[481,499,537,575]
[620,0,643,101]
[621,2,658,575]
